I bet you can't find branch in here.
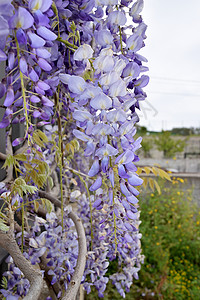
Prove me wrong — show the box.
[38,191,87,300]
[40,254,61,300]
[62,210,87,300]
[0,230,43,300]
[4,129,13,183]
[65,165,91,179]
[0,152,7,160]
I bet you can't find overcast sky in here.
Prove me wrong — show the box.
[138,0,200,131]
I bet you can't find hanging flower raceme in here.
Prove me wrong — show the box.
[0,0,149,298]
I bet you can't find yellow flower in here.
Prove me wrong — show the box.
[177,191,180,195]
[154,226,158,229]
[178,224,181,228]
[196,221,200,225]
[156,242,160,246]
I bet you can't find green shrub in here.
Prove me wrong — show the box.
[154,131,186,158]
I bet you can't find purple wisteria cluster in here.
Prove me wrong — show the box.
[0,0,149,298]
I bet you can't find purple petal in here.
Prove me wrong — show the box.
[19,57,28,74]
[124,222,136,231]
[67,75,86,94]
[90,93,112,110]
[41,96,54,107]
[36,48,51,58]
[95,144,118,159]
[74,44,94,61]
[108,168,114,187]
[73,129,91,142]
[19,7,34,29]
[38,58,52,71]
[135,75,149,88]
[8,52,15,69]
[28,32,46,48]
[0,118,10,128]
[29,68,39,82]
[37,80,50,91]
[109,79,127,97]
[101,156,109,173]
[30,95,40,103]
[122,199,131,210]
[93,198,102,208]
[118,164,129,179]
[89,176,102,191]
[51,275,57,285]
[35,85,45,95]
[4,86,14,107]
[16,28,27,44]
[29,0,52,12]
[95,29,113,46]
[124,233,134,243]
[125,162,137,172]
[115,150,135,165]
[84,142,95,156]
[126,210,137,220]
[10,7,34,30]
[127,183,139,196]
[127,195,138,204]
[88,157,100,177]
[122,62,140,79]
[33,10,50,26]
[73,110,92,122]
[12,137,24,147]
[120,180,131,197]
[128,173,143,186]
[109,188,113,205]
[33,110,41,118]
[37,26,57,41]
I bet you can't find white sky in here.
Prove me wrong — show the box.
[138,0,200,131]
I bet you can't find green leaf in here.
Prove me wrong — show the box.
[0,212,7,220]
[0,220,9,232]
[71,139,80,151]
[37,130,48,144]
[45,199,53,213]
[12,178,38,196]
[33,131,44,148]
[3,154,14,169]
[47,176,54,189]
[24,163,33,171]
[144,166,151,175]
[14,153,27,161]
[1,276,7,289]
[152,167,158,176]
[149,178,155,192]
[143,177,148,189]
[158,168,171,181]
[70,21,76,33]
[154,180,161,195]
[34,200,39,212]
[136,167,142,176]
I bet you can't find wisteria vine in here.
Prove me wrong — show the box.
[0,0,149,299]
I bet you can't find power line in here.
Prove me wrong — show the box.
[146,90,200,97]
[151,76,200,84]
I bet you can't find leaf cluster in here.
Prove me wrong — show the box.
[154,131,186,158]
[137,166,171,195]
